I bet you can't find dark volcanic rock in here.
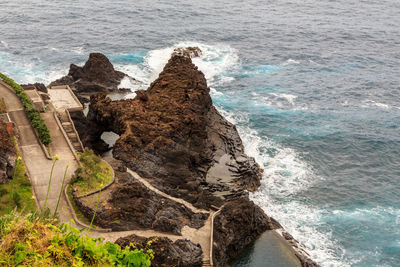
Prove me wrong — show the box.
[173,46,202,58]
[0,122,16,184]
[69,110,109,153]
[212,199,277,267]
[115,234,203,267]
[21,83,47,93]
[87,54,262,209]
[49,53,126,94]
[72,158,208,234]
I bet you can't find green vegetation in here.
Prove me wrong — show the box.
[0,137,36,216]
[72,148,113,195]
[0,98,6,114]
[0,72,51,145]
[66,184,92,226]
[0,211,153,266]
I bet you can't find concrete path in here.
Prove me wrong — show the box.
[127,169,209,214]
[0,81,78,223]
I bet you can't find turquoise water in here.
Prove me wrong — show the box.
[1,1,400,266]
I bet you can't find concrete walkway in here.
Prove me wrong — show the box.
[0,81,78,223]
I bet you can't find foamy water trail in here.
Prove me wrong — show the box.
[116,41,240,92]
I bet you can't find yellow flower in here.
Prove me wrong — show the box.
[31,195,35,200]
[17,156,22,161]
[67,163,69,167]
[54,155,60,161]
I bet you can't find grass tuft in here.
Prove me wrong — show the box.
[72,149,113,195]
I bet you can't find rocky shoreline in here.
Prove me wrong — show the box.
[51,51,319,266]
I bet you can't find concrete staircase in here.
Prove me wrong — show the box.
[58,110,84,152]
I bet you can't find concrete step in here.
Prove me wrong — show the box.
[59,112,69,122]
[67,132,77,139]
[62,122,73,132]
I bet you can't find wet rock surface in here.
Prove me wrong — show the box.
[115,234,203,267]
[173,46,202,58]
[72,158,208,234]
[49,53,127,94]
[213,199,277,267]
[87,54,263,209]
[0,122,16,184]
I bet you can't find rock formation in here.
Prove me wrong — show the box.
[73,158,208,234]
[115,234,203,267]
[59,51,319,267]
[86,54,262,209]
[49,53,127,94]
[0,121,16,184]
[212,199,278,266]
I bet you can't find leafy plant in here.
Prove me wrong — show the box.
[0,211,153,266]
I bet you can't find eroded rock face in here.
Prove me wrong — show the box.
[173,46,202,58]
[49,53,126,93]
[0,122,16,184]
[213,199,278,267]
[87,54,262,209]
[72,158,208,234]
[115,234,203,267]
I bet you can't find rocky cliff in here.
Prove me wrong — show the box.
[213,199,279,266]
[0,121,16,184]
[87,54,262,209]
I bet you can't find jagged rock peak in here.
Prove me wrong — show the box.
[69,52,123,83]
[172,46,202,58]
[49,52,127,93]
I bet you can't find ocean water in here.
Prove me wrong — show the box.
[1,1,400,266]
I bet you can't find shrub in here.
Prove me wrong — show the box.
[0,73,51,145]
[0,211,153,266]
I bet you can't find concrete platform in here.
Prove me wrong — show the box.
[48,85,83,111]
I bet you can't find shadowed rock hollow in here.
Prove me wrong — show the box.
[87,54,263,209]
